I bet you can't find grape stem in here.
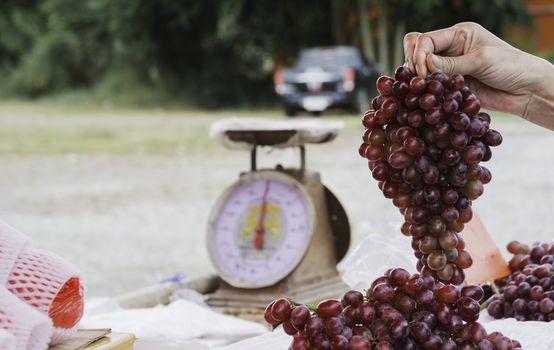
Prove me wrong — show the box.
[479,281,502,312]
[286,298,318,313]
[480,295,495,312]
[490,280,501,296]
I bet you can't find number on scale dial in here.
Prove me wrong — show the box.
[208,172,314,288]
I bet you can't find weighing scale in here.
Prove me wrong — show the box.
[206,118,350,315]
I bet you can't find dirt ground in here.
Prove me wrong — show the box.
[0,111,553,296]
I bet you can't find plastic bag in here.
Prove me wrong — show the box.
[170,288,207,307]
[338,232,417,291]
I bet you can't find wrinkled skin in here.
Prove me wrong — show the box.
[403,22,554,129]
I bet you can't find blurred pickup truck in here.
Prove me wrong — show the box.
[273,46,380,116]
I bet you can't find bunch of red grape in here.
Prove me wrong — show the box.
[358,66,502,283]
[487,241,554,321]
[264,67,523,348]
[266,268,521,350]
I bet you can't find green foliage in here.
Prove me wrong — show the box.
[0,0,533,108]
[393,0,531,34]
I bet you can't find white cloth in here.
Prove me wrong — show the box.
[215,329,288,350]
[134,340,211,350]
[79,299,267,347]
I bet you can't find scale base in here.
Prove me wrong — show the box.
[206,268,348,322]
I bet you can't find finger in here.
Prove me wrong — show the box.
[412,26,469,77]
[422,26,469,56]
[413,34,436,77]
[403,32,420,73]
[425,48,484,76]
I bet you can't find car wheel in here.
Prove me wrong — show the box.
[284,106,297,117]
[352,88,370,114]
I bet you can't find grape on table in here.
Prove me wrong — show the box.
[264,268,521,349]
[487,241,554,322]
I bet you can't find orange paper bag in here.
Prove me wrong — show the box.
[460,213,511,285]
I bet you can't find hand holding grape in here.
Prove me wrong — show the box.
[404,22,554,130]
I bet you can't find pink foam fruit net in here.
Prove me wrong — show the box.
[6,247,84,345]
[0,285,52,350]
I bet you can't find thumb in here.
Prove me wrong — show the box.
[426,52,480,76]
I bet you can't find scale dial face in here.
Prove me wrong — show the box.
[208,171,314,288]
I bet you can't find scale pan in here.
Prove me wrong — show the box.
[210,118,344,150]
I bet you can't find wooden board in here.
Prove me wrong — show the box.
[49,329,110,350]
[49,330,135,350]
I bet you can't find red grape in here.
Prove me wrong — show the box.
[424,107,444,125]
[426,79,444,95]
[394,66,413,82]
[443,98,459,114]
[271,298,292,321]
[419,93,438,110]
[376,76,394,95]
[450,112,470,131]
[409,76,426,94]
[388,151,413,169]
[317,299,343,319]
[290,305,311,330]
[483,129,503,146]
[264,300,281,327]
[393,80,409,97]
[446,73,465,90]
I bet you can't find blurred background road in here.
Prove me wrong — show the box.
[1,0,554,296]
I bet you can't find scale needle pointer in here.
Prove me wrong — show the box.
[254,180,271,250]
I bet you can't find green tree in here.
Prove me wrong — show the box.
[0,0,534,107]
[358,0,532,74]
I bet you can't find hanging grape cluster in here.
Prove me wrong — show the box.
[359,66,502,283]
